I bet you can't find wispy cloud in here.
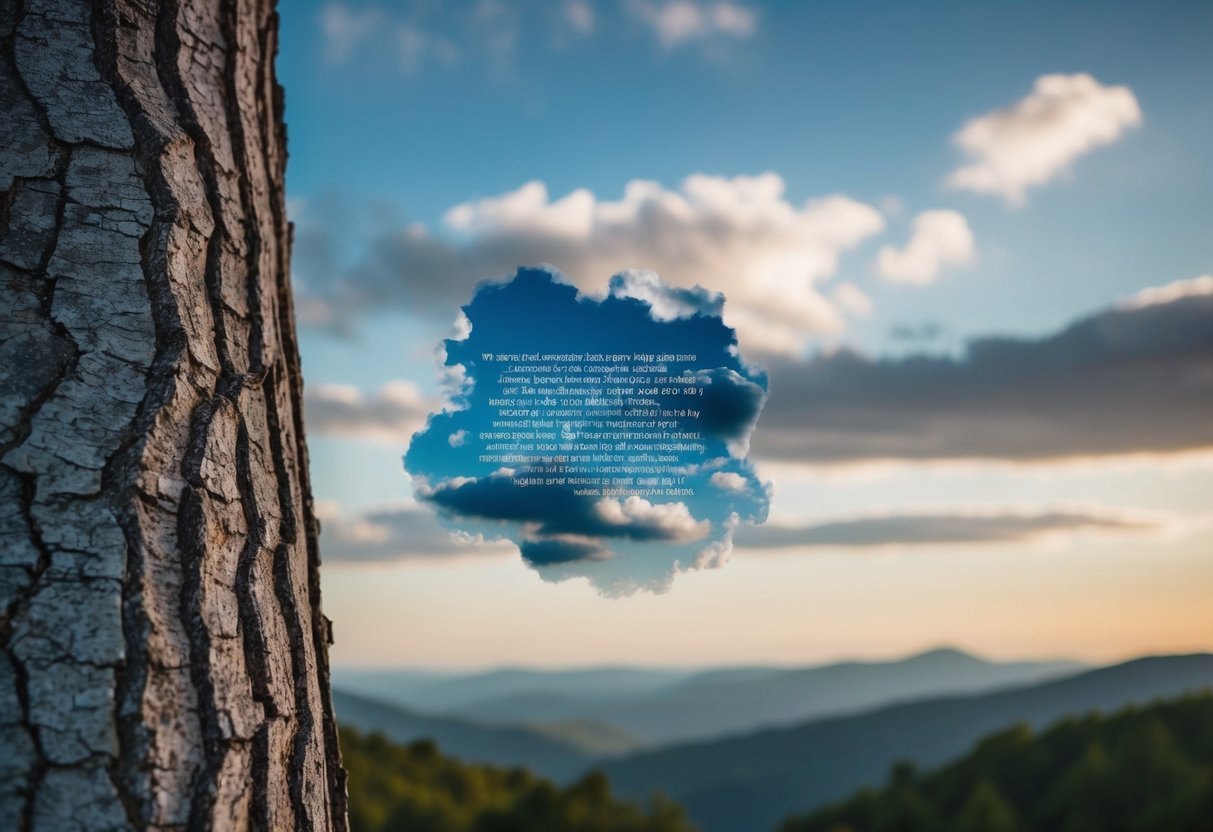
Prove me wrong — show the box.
[946,73,1142,206]
[627,0,758,48]
[319,0,758,74]
[318,501,513,561]
[736,506,1155,549]
[305,381,434,444]
[320,3,385,64]
[562,0,595,35]
[396,25,461,75]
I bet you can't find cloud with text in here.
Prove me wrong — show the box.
[403,267,770,595]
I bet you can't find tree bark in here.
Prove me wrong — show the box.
[0,1,348,829]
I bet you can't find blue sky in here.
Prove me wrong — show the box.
[278,1,1213,668]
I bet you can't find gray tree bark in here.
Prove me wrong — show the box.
[0,0,348,829]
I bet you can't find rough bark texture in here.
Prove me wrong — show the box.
[0,0,348,829]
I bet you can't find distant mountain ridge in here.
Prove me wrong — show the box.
[335,665,694,713]
[336,647,1085,745]
[482,647,1083,744]
[599,653,1213,832]
[332,689,608,780]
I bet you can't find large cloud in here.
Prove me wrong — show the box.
[736,508,1152,549]
[295,173,884,356]
[945,73,1142,206]
[754,278,1213,464]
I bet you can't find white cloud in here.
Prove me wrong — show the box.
[305,381,434,444]
[301,174,884,357]
[833,282,873,317]
[609,269,724,321]
[709,471,749,493]
[320,3,384,64]
[946,73,1142,206]
[876,209,975,285]
[690,512,739,569]
[1122,275,1213,310]
[628,0,757,47]
[594,496,711,541]
[358,173,884,357]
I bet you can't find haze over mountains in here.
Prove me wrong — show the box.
[335,647,1083,744]
[333,649,1213,831]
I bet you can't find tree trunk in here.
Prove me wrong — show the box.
[0,1,348,829]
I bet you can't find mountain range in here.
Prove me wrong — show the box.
[333,650,1213,830]
[335,647,1083,745]
[599,653,1213,832]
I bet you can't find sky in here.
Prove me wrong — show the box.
[277,0,1213,669]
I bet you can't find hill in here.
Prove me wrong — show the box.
[334,665,695,714]
[780,692,1213,832]
[342,727,695,832]
[346,648,1082,746]
[599,654,1213,832]
[333,689,611,780]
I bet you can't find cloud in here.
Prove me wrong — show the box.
[421,473,711,544]
[305,381,434,444]
[1120,274,1213,309]
[754,278,1213,464]
[396,25,461,75]
[563,0,595,34]
[735,507,1153,549]
[519,538,609,566]
[710,471,748,492]
[876,209,975,285]
[609,269,725,321]
[627,0,757,47]
[297,173,884,357]
[404,268,770,594]
[945,73,1142,206]
[320,3,384,64]
[832,282,872,317]
[318,3,491,76]
[317,501,512,561]
[595,495,711,541]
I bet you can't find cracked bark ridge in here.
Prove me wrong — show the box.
[0,1,348,829]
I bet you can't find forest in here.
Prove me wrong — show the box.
[780,693,1213,832]
[342,728,695,832]
[341,692,1213,831]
